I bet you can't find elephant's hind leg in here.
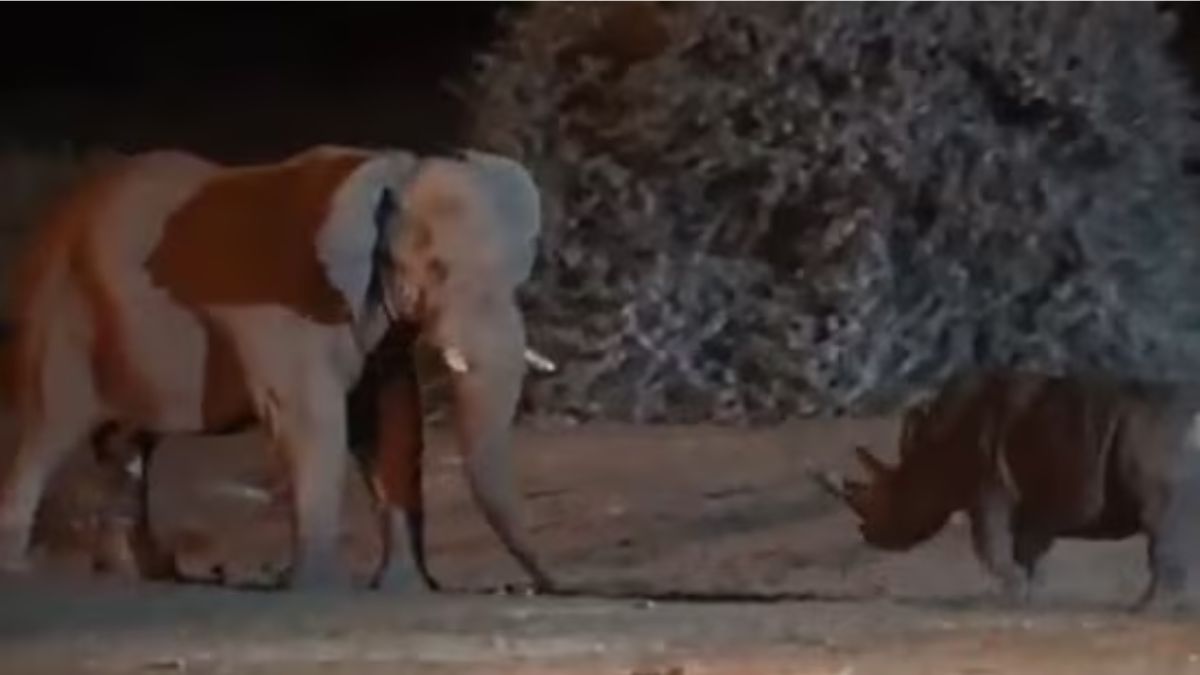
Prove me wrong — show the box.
[0,331,103,573]
[91,429,178,581]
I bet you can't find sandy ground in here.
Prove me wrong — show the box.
[2,417,1199,674]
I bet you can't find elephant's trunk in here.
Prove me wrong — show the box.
[437,300,553,589]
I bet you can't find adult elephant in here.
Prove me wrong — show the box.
[0,145,554,589]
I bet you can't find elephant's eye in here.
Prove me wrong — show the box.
[427,258,449,285]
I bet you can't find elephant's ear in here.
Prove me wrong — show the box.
[316,151,420,321]
[465,151,542,287]
[363,184,398,311]
[147,149,379,324]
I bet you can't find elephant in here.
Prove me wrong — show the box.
[82,319,435,589]
[0,145,556,590]
[82,320,555,589]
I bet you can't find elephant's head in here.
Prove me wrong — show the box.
[389,151,540,369]
[374,150,553,586]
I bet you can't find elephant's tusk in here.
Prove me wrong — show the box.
[124,458,144,480]
[206,480,275,506]
[524,348,557,374]
[443,347,470,373]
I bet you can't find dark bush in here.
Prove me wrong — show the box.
[470,3,1200,425]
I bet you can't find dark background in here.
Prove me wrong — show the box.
[0,3,510,160]
[3,3,1199,162]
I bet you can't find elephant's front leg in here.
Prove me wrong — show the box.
[271,374,351,589]
[443,338,557,593]
[355,362,436,592]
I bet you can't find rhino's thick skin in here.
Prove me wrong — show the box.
[835,371,1200,611]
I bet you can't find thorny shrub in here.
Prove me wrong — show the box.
[471,2,1200,424]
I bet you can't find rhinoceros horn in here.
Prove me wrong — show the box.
[806,467,875,518]
[807,467,849,501]
[841,477,872,517]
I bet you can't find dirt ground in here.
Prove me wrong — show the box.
[2,417,1199,674]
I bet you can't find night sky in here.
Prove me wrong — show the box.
[3,3,1199,162]
[0,4,509,160]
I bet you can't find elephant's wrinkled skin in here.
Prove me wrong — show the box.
[0,146,554,590]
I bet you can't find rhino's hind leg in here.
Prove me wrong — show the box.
[1137,537,1188,613]
[1135,473,1199,613]
[1,423,99,572]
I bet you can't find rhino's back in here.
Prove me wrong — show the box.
[1007,375,1199,539]
[1002,376,1118,531]
[1103,379,1200,527]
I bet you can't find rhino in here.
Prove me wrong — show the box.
[816,371,1200,611]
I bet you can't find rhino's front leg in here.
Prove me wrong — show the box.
[968,481,1029,603]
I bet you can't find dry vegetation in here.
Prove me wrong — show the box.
[2,5,1199,428]
[471,3,1200,424]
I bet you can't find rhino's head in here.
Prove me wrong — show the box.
[814,406,957,551]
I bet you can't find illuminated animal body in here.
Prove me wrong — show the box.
[0,145,554,589]
[818,371,1200,611]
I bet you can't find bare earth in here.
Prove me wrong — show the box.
[2,417,1198,674]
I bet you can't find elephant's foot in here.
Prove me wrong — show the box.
[282,553,349,591]
[0,551,31,576]
[367,543,434,592]
[134,546,182,582]
[91,527,139,578]
[367,509,440,593]
[372,563,436,594]
[519,557,560,595]
[90,516,181,583]
[0,525,32,576]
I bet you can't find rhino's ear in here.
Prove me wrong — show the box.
[854,445,894,480]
